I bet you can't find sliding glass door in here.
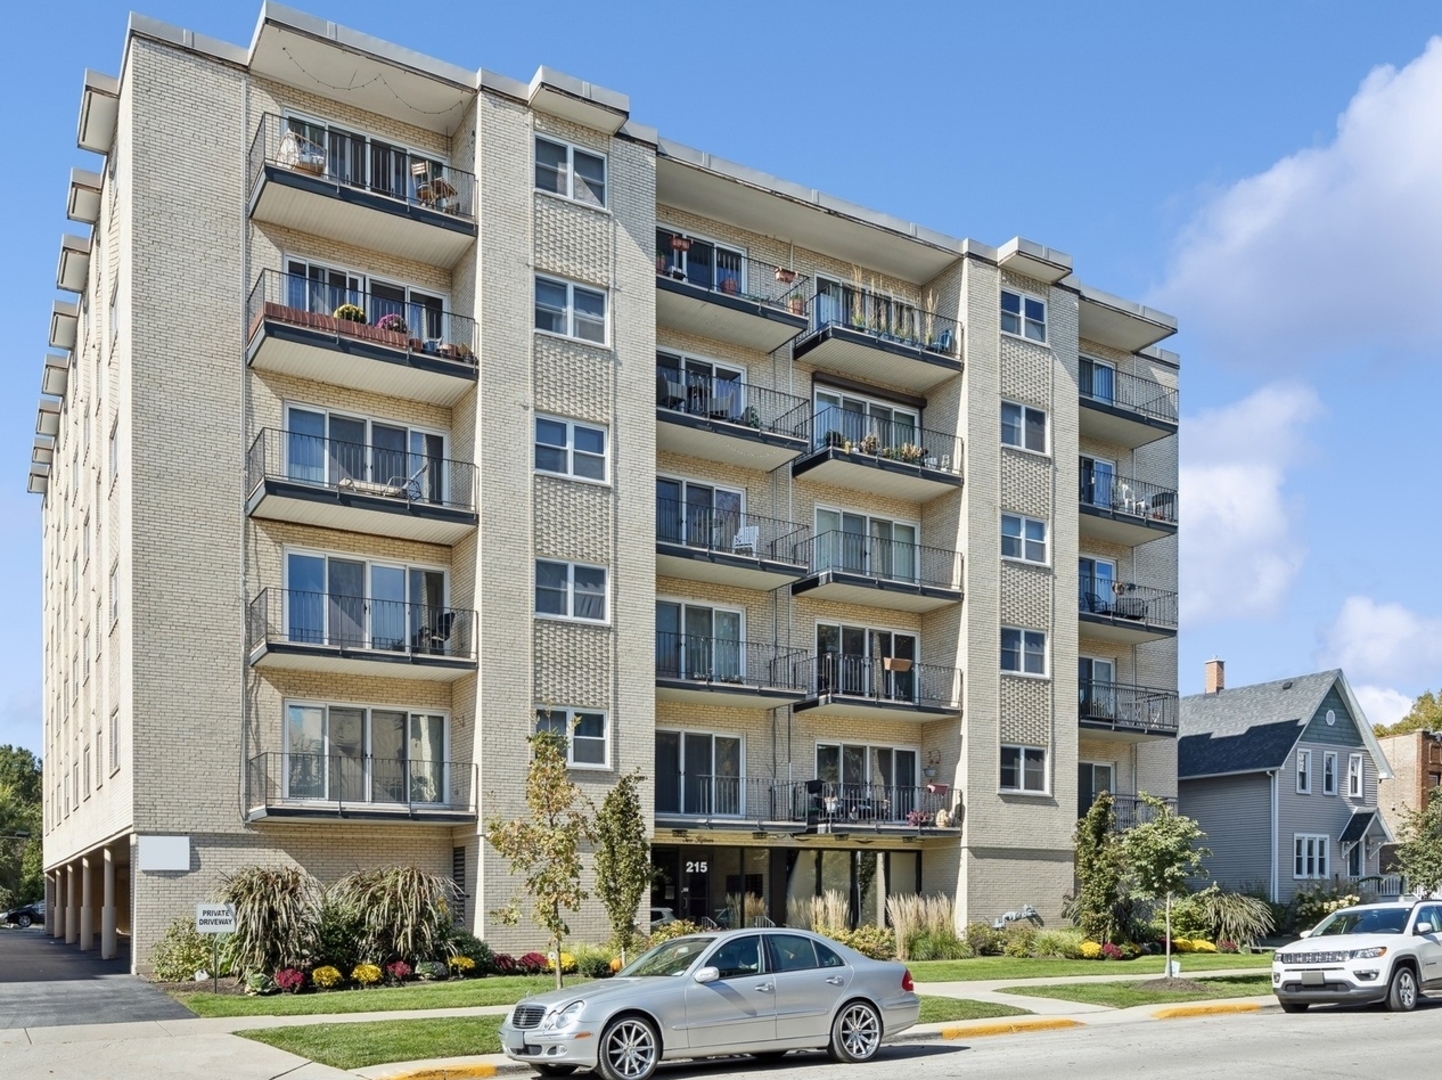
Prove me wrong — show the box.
[657,602,742,682]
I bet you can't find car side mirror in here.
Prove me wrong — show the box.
[1298,930,1312,939]
[694,966,719,984]
[1417,922,1435,936]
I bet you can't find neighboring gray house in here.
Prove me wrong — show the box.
[1178,662,1394,903]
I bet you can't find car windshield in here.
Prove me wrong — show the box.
[1311,908,1410,936]
[618,936,717,977]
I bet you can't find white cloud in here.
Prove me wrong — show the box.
[1352,685,1415,732]
[1154,37,1442,365]
[1180,383,1322,624]
[1318,595,1442,685]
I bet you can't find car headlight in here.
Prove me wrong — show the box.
[543,1001,585,1030]
[1350,947,1387,960]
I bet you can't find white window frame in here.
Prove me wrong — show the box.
[534,414,609,484]
[534,274,608,345]
[536,706,611,770]
[535,135,608,208]
[1001,627,1048,677]
[281,547,452,649]
[656,475,747,550]
[1000,744,1049,795]
[108,563,119,627]
[284,401,451,491]
[282,697,453,802]
[656,728,746,814]
[282,256,452,332]
[1348,753,1364,798]
[280,111,454,195]
[656,596,748,681]
[1294,834,1329,880]
[655,350,749,420]
[1296,749,1312,794]
[656,226,747,291]
[1001,400,1049,454]
[108,418,118,486]
[813,505,921,582]
[1322,751,1337,795]
[1001,512,1048,565]
[1000,288,1047,344]
[535,559,609,624]
[812,386,921,449]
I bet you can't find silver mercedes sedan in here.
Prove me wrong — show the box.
[498,928,920,1080]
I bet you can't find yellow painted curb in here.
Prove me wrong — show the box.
[375,1067,497,1080]
[1152,1002,1262,1019]
[940,1018,1083,1039]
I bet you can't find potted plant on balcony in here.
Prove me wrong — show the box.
[788,294,806,316]
[774,266,797,284]
[376,313,409,347]
[860,432,880,456]
[897,442,924,465]
[333,303,367,341]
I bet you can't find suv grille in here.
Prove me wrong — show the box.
[512,1004,545,1029]
[1280,950,1349,965]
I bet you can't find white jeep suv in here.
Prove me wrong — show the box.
[1273,900,1442,1012]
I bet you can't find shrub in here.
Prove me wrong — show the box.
[574,945,617,979]
[151,917,223,982]
[448,955,477,977]
[1032,927,1086,959]
[965,921,1006,957]
[1292,884,1358,933]
[1002,925,1037,958]
[334,304,366,322]
[245,973,277,995]
[314,901,365,972]
[648,920,704,945]
[1080,941,1103,960]
[1172,939,1195,953]
[908,931,973,961]
[446,929,495,974]
[311,965,343,989]
[218,866,321,975]
[385,960,413,984]
[547,951,577,974]
[330,866,457,965]
[1118,942,1141,960]
[274,968,305,993]
[888,895,966,961]
[352,963,383,986]
[376,313,407,334]
[1218,939,1239,954]
[1191,939,1218,953]
[517,952,550,974]
[415,960,449,981]
[1101,942,1124,961]
[1171,885,1275,947]
[816,924,896,961]
[492,953,519,974]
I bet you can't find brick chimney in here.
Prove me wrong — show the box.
[1205,658,1225,695]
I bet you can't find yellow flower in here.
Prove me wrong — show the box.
[312,965,343,989]
[352,963,382,986]
[546,952,578,973]
[1191,940,1217,953]
[448,955,476,973]
[1080,941,1103,959]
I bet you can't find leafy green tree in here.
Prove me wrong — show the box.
[1375,690,1442,738]
[1073,791,1127,944]
[594,770,649,961]
[0,747,43,806]
[1123,794,1210,978]
[486,729,597,988]
[1394,787,1442,896]
[0,779,41,909]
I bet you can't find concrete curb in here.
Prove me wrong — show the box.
[935,1017,1084,1039]
[1151,1002,1267,1019]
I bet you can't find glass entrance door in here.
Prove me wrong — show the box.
[1078,762,1115,819]
[1081,455,1116,509]
[1079,558,1117,614]
[1079,657,1117,717]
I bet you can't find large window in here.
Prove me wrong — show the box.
[284,701,449,804]
[536,706,608,768]
[1001,628,1047,676]
[1080,455,1116,509]
[1002,514,1047,564]
[1296,749,1312,794]
[1079,557,1118,614]
[284,404,448,504]
[535,275,607,344]
[815,508,918,582]
[1294,834,1329,879]
[282,114,451,207]
[655,730,743,815]
[814,276,920,341]
[535,415,607,482]
[813,388,919,455]
[284,258,447,341]
[1001,402,1047,453]
[284,551,449,653]
[535,560,608,622]
[816,743,920,821]
[656,601,742,682]
[535,135,606,206]
[1349,754,1365,798]
[1001,745,1048,793]
[815,623,918,703]
[656,351,746,419]
[656,228,743,292]
[656,476,744,551]
[1001,289,1046,343]
[1079,357,1116,405]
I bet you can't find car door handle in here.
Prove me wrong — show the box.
[825,976,845,985]
[754,982,774,992]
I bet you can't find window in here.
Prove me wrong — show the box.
[656,351,746,418]
[109,564,119,626]
[284,701,450,804]
[284,404,451,504]
[1294,834,1329,879]
[814,623,919,703]
[109,708,119,774]
[1079,357,1116,405]
[283,258,448,341]
[1078,557,1118,614]
[109,280,120,349]
[813,508,919,582]
[1296,749,1312,794]
[280,114,453,210]
[710,935,762,980]
[1001,289,1046,343]
[535,135,606,206]
[657,602,743,681]
[1001,745,1048,793]
[768,933,820,973]
[655,730,743,814]
[1001,628,1047,676]
[82,629,90,682]
[1323,752,1337,795]
[1080,455,1118,510]
[536,707,609,768]
[1001,514,1047,564]
[535,275,607,344]
[815,743,920,822]
[83,747,91,798]
[656,476,744,550]
[535,559,607,622]
[82,515,90,567]
[284,552,450,653]
[813,388,919,456]
[656,228,744,292]
[1001,402,1048,453]
[814,276,921,341]
[1348,754,1364,798]
[534,416,607,482]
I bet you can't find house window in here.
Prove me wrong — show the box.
[534,416,607,482]
[284,552,450,652]
[1348,754,1364,798]
[656,228,745,292]
[1294,834,1329,879]
[284,404,450,505]
[280,115,453,210]
[815,743,920,821]
[534,275,607,344]
[1079,357,1116,405]
[536,707,609,768]
[1323,751,1337,795]
[534,135,606,207]
[655,351,747,418]
[1001,289,1046,343]
[82,515,90,567]
[1002,514,1047,564]
[813,388,919,456]
[1296,749,1312,794]
[108,420,118,484]
[815,623,919,703]
[284,701,450,804]
[82,629,90,682]
[654,730,742,815]
[1001,745,1048,793]
[814,508,919,582]
[1001,401,1047,453]
[1001,628,1047,676]
[535,559,608,622]
[1078,557,1119,615]
[656,476,744,550]
[1079,455,1119,510]
[83,746,91,798]
[109,279,120,349]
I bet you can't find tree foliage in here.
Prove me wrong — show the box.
[216,865,322,974]
[1394,787,1442,896]
[1375,690,1442,738]
[594,770,649,958]
[1123,794,1210,977]
[0,747,43,909]
[1072,791,1127,944]
[485,729,597,988]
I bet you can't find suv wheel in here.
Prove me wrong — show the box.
[1280,1001,1308,1013]
[1387,965,1419,1012]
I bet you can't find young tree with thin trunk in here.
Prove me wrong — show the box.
[1073,791,1126,945]
[1395,787,1442,897]
[1122,794,1210,978]
[594,770,650,962]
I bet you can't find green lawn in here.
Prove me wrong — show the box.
[918,995,1031,1023]
[998,974,1273,1008]
[174,975,576,1017]
[909,951,1271,982]
[240,1016,504,1070]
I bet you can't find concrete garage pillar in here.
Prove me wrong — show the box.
[46,871,59,936]
[65,864,78,944]
[80,856,94,951]
[101,847,117,960]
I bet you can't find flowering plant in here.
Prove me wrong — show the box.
[517,952,549,974]
[274,967,305,993]
[385,960,413,983]
[1079,941,1103,960]
[448,955,476,976]
[546,952,577,974]
[376,313,408,334]
[415,960,449,981]
[1100,942,1123,961]
[492,953,519,974]
[352,963,383,986]
[311,965,343,989]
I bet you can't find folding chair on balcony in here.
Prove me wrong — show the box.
[732,525,759,557]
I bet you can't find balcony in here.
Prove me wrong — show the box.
[654,248,809,353]
[793,411,962,500]
[654,633,810,705]
[654,775,958,835]
[1078,580,1178,644]
[1079,680,1180,740]
[1079,470,1178,547]
[794,303,961,393]
[1109,794,1179,830]
[245,752,476,824]
[656,368,810,470]
[1079,368,1179,449]
[246,270,478,406]
[247,114,475,266]
[793,532,962,613]
[247,589,477,682]
[794,655,962,721]
[656,498,809,589]
[246,429,477,545]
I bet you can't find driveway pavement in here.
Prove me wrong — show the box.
[0,928,194,1029]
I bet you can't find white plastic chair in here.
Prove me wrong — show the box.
[732,525,759,556]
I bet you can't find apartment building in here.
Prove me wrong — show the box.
[29,3,1181,969]
[1377,729,1442,842]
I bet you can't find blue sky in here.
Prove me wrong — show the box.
[4,1,1441,753]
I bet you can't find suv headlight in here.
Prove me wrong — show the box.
[1350,947,1387,960]
[543,1001,585,1030]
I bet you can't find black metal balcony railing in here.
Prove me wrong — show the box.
[809,408,963,476]
[248,113,476,222]
[799,653,962,710]
[247,588,476,662]
[654,632,808,691]
[655,367,811,440]
[1110,794,1178,831]
[1078,578,1178,629]
[655,497,808,564]
[655,775,955,827]
[1078,680,1180,734]
[1079,469,1179,525]
[655,245,811,315]
[246,752,476,813]
[798,530,961,591]
[1080,367,1179,426]
[806,292,961,357]
[247,270,479,364]
[247,429,476,513]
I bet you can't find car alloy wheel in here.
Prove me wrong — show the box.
[830,1001,882,1063]
[597,1016,658,1080]
[15,914,32,929]
[1388,966,1418,1012]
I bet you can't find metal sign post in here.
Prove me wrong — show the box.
[195,903,237,994]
